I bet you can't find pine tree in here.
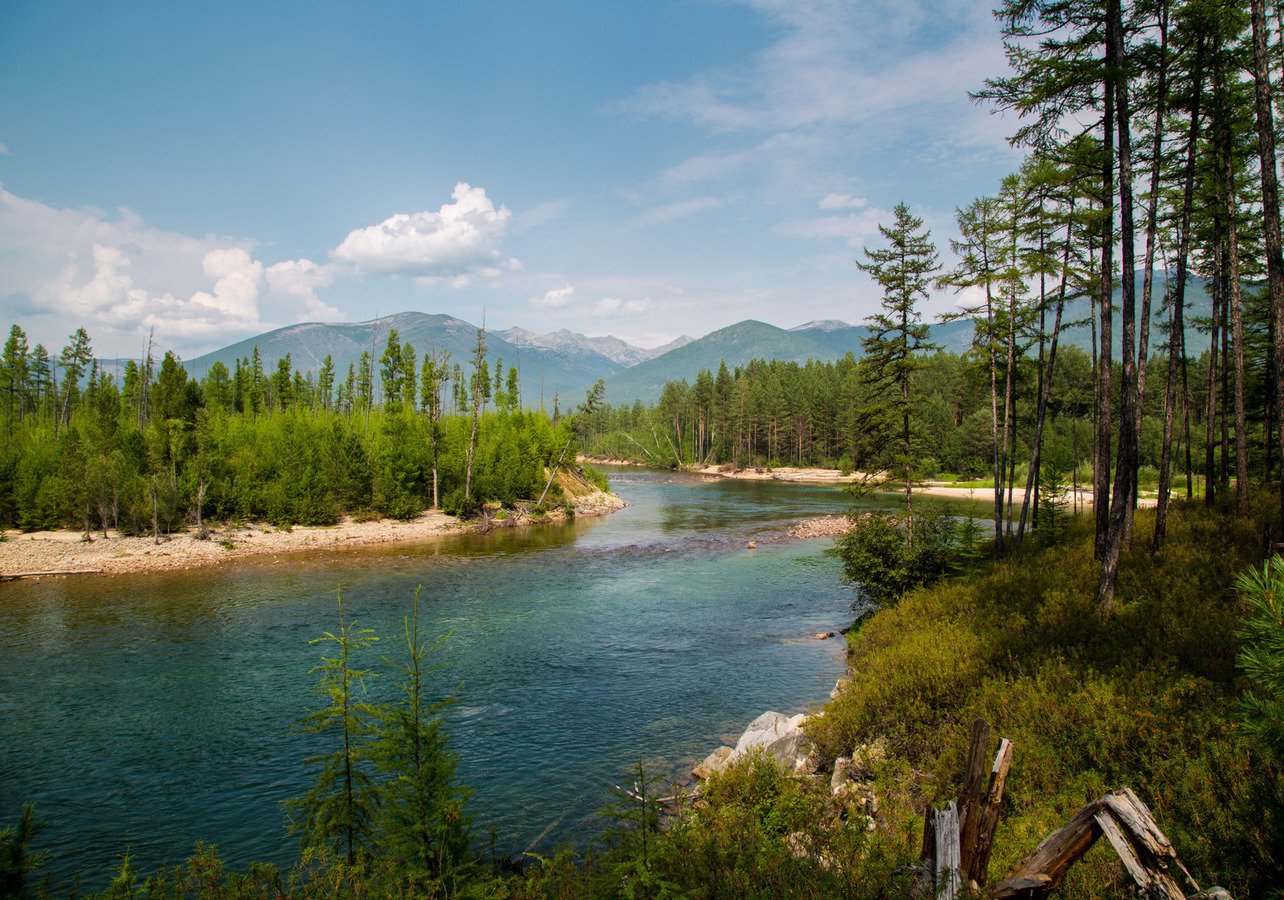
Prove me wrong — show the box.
[286,590,380,868]
[857,203,940,544]
[370,587,472,892]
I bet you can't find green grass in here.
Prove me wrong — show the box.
[808,498,1284,896]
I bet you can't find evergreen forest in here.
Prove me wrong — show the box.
[0,323,605,534]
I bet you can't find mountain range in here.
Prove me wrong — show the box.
[162,273,1216,407]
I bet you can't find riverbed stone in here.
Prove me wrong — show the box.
[693,746,733,780]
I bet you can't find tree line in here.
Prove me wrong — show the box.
[0,322,603,534]
[587,0,1284,608]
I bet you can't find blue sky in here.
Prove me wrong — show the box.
[0,0,1021,358]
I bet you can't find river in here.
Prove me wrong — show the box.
[0,467,903,886]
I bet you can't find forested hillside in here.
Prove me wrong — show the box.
[0,322,603,534]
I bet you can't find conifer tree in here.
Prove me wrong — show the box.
[420,350,450,509]
[286,590,380,869]
[370,587,472,892]
[464,326,486,501]
[318,355,335,412]
[857,203,940,544]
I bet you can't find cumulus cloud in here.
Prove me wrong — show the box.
[0,189,347,354]
[532,284,574,310]
[34,244,266,342]
[592,297,653,318]
[265,258,343,320]
[819,193,867,210]
[332,182,513,278]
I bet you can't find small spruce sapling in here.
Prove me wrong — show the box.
[370,586,473,891]
[285,589,380,868]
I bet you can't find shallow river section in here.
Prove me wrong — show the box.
[0,468,893,883]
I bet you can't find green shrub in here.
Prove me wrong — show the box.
[836,505,963,611]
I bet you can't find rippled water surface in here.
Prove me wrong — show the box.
[0,468,897,884]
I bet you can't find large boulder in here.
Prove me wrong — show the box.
[729,711,811,768]
[693,746,733,780]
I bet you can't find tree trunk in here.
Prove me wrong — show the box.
[1156,30,1205,548]
[1250,0,1284,520]
[1095,51,1117,563]
[1099,0,1135,611]
[1222,92,1250,514]
[1018,208,1074,543]
[1129,0,1169,543]
[1205,266,1220,508]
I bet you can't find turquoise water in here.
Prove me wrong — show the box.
[0,469,885,885]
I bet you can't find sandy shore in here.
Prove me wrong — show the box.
[0,490,626,580]
[580,456,874,485]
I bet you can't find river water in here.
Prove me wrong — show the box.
[0,468,897,885]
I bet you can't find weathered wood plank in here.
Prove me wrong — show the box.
[934,802,961,899]
[1002,799,1104,889]
[969,736,1013,885]
[957,717,991,877]
[1102,789,1196,896]
[991,874,1052,899]
[1103,788,1177,860]
[1094,809,1158,889]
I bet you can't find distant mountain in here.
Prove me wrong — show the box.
[789,319,851,332]
[165,271,1221,410]
[184,312,624,405]
[498,327,693,368]
[603,320,850,405]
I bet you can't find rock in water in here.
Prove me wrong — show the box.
[693,746,733,780]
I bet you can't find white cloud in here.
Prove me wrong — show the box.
[819,193,867,210]
[631,196,725,229]
[265,258,343,320]
[777,207,887,246]
[0,143,9,156]
[532,284,574,310]
[332,182,513,278]
[592,297,653,318]
[0,188,351,354]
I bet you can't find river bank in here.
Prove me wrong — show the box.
[580,457,1156,509]
[0,490,626,580]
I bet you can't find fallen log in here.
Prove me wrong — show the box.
[0,568,102,582]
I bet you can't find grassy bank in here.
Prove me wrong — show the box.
[805,500,1283,895]
[515,498,1283,897]
[5,500,1280,897]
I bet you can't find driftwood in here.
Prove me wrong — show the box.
[916,724,1011,898]
[957,717,991,879]
[970,737,1013,884]
[916,721,1213,899]
[0,568,102,582]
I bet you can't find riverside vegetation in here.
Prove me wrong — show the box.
[8,0,1284,894]
[0,323,609,534]
[3,481,1283,896]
